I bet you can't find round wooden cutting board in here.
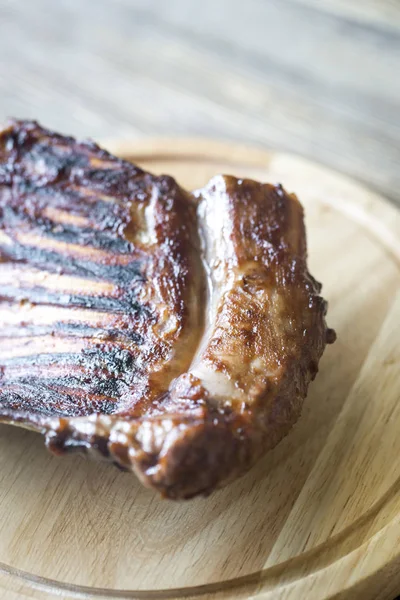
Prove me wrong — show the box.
[0,140,400,600]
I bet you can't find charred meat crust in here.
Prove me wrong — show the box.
[0,120,335,499]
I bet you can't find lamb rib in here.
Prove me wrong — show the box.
[0,120,335,499]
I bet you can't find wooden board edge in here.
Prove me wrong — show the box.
[0,138,399,600]
[103,137,276,169]
[2,512,400,600]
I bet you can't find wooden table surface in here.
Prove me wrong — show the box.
[0,2,400,599]
[0,0,399,205]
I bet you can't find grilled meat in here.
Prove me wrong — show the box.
[0,120,335,499]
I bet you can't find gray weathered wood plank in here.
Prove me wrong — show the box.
[0,0,399,204]
[288,0,400,31]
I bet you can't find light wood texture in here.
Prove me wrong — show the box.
[0,140,399,600]
[0,0,399,206]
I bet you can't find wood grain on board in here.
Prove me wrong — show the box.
[0,140,399,600]
[0,0,399,205]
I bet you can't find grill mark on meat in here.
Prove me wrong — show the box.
[0,338,148,416]
[0,323,144,345]
[0,384,119,417]
[0,263,120,295]
[0,120,334,499]
[0,302,147,336]
[0,286,148,315]
[0,241,146,284]
[8,230,139,264]
[3,212,140,256]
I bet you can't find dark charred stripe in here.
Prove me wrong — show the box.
[1,357,140,388]
[2,120,108,164]
[0,385,117,417]
[0,390,61,418]
[0,322,144,345]
[25,145,89,183]
[0,342,143,415]
[73,167,147,199]
[0,353,87,367]
[1,120,144,189]
[82,345,138,377]
[40,223,135,254]
[0,346,139,377]
[6,160,146,201]
[0,242,146,285]
[0,387,85,418]
[55,322,143,344]
[1,205,136,254]
[0,284,149,316]
[1,374,131,401]
[46,199,133,230]
[7,184,125,213]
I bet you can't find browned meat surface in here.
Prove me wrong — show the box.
[0,120,335,499]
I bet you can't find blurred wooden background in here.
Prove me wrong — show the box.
[0,0,399,202]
